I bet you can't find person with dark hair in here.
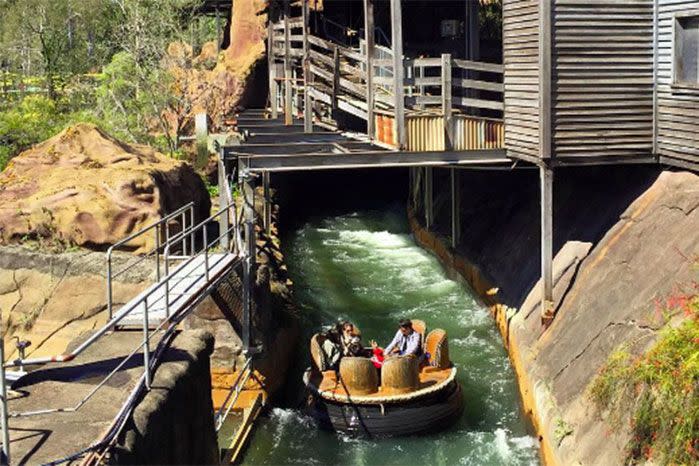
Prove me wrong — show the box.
[371,319,421,359]
[339,321,362,357]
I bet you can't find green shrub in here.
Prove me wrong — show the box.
[589,290,699,464]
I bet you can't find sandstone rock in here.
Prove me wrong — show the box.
[0,124,210,252]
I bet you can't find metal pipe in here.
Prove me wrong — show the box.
[180,212,187,256]
[155,225,161,281]
[204,224,210,282]
[106,255,113,320]
[143,300,151,390]
[189,208,195,255]
[0,339,10,465]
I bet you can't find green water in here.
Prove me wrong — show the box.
[243,209,540,465]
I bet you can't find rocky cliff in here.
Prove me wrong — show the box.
[410,167,698,464]
[0,124,210,252]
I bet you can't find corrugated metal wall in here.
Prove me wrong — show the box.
[657,0,699,169]
[552,0,654,160]
[503,0,541,161]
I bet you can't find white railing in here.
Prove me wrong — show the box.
[0,193,246,465]
[214,357,254,432]
[106,202,195,319]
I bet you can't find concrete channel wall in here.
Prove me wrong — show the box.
[112,329,219,465]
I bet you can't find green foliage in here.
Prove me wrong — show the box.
[589,291,699,464]
[479,0,502,42]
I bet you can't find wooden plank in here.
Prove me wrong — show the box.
[268,18,278,119]
[454,96,505,111]
[442,53,453,150]
[283,1,293,125]
[539,0,551,159]
[302,0,312,133]
[452,58,504,74]
[332,46,340,110]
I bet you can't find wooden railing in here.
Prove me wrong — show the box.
[269,15,505,151]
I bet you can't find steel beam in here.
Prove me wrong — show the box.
[540,165,554,326]
[363,0,375,140]
[235,149,510,172]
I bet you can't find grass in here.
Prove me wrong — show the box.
[589,282,699,464]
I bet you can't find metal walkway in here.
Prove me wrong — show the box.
[225,109,511,172]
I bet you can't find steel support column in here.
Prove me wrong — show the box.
[242,166,256,351]
[390,0,406,149]
[540,165,554,325]
[425,167,433,228]
[451,168,460,249]
[263,171,272,236]
[363,0,375,140]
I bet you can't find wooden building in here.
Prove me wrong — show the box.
[262,0,699,326]
[504,0,699,171]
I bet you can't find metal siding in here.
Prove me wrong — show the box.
[657,0,699,169]
[552,0,655,160]
[504,0,541,160]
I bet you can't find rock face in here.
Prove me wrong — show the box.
[409,168,699,465]
[510,170,699,465]
[0,124,210,252]
[0,245,153,360]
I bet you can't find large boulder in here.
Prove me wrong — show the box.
[0,123,210,252]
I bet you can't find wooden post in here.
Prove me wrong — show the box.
[363,0,375,140]
[540,165,554,325]
[451,168,460,249]
[441,53,453,150]
[390,0,406,149]
[332,46,340,111]
[284,0,293,125]
[416,65,424,110]
[263,171,272,235]
[268,18,278,119]
[302,0,312,133]
[424,167,433,228]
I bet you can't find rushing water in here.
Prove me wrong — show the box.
[243,208,540,465]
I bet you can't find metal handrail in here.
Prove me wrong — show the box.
[106,202,195,319]
[214,357,253,432]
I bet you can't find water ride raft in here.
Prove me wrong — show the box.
[303,324,463,437]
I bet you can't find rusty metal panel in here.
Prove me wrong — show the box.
[406,114,445,151]
[453,116,505,151]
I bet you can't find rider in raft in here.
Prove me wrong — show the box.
[370,319,421,368]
